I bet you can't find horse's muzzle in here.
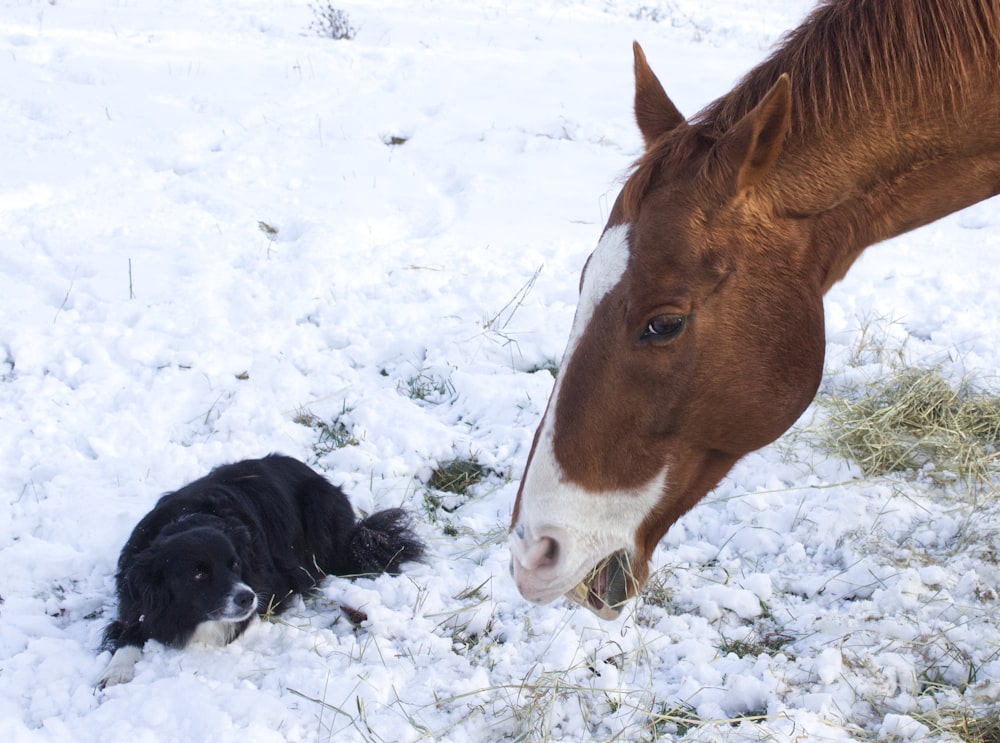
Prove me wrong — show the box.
[565,550,634,620]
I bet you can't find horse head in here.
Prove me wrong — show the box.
[510,44,826,617]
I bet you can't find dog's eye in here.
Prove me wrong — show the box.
[193,566,209,582]
[229,559,240,572]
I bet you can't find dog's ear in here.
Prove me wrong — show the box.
[120,549,170,626]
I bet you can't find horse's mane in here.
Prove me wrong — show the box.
[622,0,1000,219]
[700,0,998,134]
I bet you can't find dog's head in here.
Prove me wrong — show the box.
[121,516,258,647]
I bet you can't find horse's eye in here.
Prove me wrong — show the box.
[640,314,686,343]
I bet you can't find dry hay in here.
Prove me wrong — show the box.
[820,367,1000,484]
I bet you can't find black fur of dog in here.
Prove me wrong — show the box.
[99,454,424,687]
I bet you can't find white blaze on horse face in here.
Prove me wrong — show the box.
[572,223,631,340]
[510,224,668,606]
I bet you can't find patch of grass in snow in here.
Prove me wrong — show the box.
[526,360,559,378]
[257,220,278,239]
[421,455,503,535]
[904,640,1000,743]
[399,367,455,404]
[638,702,778,739]
[427,456,495,496]
[308,3,355,40]
[819,365,1000,486]
[816,314,1000,488]
[257,220,280,257]
[633,565,676,621]
[911,697,1000,743]
[295,403,360,454]
[718,627,796,661]
[948,710,1000,743]
[644,702,704,738]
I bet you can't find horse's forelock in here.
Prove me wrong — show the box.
[621,129,717,223]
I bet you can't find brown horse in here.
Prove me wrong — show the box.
[510,0,1000,619]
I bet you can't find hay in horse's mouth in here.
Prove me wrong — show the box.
[566,550,634,620]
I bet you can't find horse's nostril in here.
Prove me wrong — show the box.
[511,528,567,575]
[542,536,559,565]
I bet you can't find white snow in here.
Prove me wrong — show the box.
[2,0,999,741]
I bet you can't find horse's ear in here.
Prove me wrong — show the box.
[717,73,791,196]
[633,42,686,148]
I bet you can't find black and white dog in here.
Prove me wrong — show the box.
[99,454,424,687]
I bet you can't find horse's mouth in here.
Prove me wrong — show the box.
[565,550,635,620]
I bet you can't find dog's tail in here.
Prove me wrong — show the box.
[348,508,425,576]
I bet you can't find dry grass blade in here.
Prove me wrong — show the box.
[819,366,1000,484]
[963,711,1000,743]
[916,706,1000,743]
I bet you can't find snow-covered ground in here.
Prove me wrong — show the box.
[2,1,999,740]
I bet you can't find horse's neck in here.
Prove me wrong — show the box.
[773,107,1000,293]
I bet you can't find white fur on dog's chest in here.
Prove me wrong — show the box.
[189,617,252,647]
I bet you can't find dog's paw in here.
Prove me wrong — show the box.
[97,645,143,689]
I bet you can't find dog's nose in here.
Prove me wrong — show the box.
[234,589,256,612]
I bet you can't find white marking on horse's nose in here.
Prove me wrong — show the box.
[510,221,666,607]
[509,525,572,604]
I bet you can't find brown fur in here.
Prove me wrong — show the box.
[512,0,1000,614]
